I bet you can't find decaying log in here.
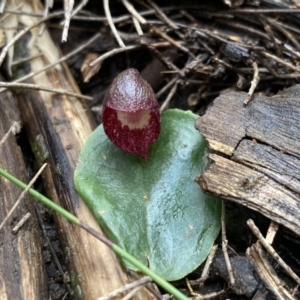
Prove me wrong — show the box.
[0,86,48,299]
[2,1,155,299]
[195,86,300,236]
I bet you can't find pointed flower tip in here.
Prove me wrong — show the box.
[102,69,161,157]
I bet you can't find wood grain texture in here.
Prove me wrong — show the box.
[197,154,300,235]
[196,86,300,236]
[233,139,300,195]
[0,88,47,299]
[247,243,292,300]
[4,1,155,299]
[195,91,248,155]
[195,88,300,157]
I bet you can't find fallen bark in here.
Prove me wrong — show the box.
[195,86,300,237]
[0,84,48,299]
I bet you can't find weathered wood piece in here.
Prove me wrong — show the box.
[0,87,48,299]
[247,243,293,300]
[2,1,155,299]
[195,87,300,236]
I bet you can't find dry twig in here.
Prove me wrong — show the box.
[265,221,279,245]
[221,202,235,286]
[160,80,179,112]
[12,212,31,234]
[146,0,178,29]
[121,0,147,24]
[104,0,125,47]
[261,51,300,73]
[122,286,144,300]
[247,219,300,286]
[0,82,92,100]
[97,276,152,300]
[90,45,140,67]
[0,32,102,94]
[0,121,21,149]
[247,243,294,300]
[62,0,74,42]
[192,288,227,299]
[155,76,178,99]
[0,163,47,231]
[0,0,7,14]
[61,0,89,25]
[39,0,51,35]
[197,245,218,286]
[244,61,259,105]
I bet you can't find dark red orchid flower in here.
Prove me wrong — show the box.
[102,68,161,158]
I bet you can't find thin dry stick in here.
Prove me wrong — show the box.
[244,61,259,105]
[132,16,144,36]
[151,26,194,58]
[249,245,294,300]
[197,245,218,286]
[265,221,279,245]
[0,11,64,68]
[0,163,47,231]
[122,0,147,36]
[262,51,300,73]
[61,0,89,25]
[155,76,177,98]
[0,82,92,101]
[270,18,300,35]
[121,0,193,57]
[3,8,55,18]
[120,0,144,36]
[39,0,50,35]
[104,0,125,47]
[212,57,241,73]
[121,286,143,300]
[90,40,175,68]
[160,80,178,112]
[0,0,7,13]
[185,277,195,296]
[11,53,43,67]
[0,121,21,149]
[192,288,227,300]
[146,45,184,76]
[256,56,278,77]
[180,9,201,26]
[292,285,299,297]
[247,219,300,286]
[262,21,281,57]
[221,201,235,285]
[267,17,300,50]
[90,45,140,66]
[146,0,178,29]
[0,32,101,94]
[128,271,163,299]
[62,0,74,42]
[97,276,152,300]
[12,212,31,234]
[223,8,300,13]
[121,0,147,24]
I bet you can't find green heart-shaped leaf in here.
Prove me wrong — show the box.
[74,109,221,280]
